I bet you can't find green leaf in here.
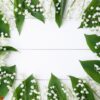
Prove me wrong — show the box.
[14,0,45,33]
[47,74,67,100]
[85,34,100,57]
[70,76,95,100]
[25,0,45,22]
[12,75,40,100]
[14,0,25,33]
[0,65,16,97]
[53,0,67,27]
[0,46,18,56]
[80,0,100,28]
[80,60,100,84]
[0,12,10,38]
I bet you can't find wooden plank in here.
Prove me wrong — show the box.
[7,50,99,79]
[10,19,91,49]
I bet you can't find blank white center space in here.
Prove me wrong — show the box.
[8,19,97,79]
[10,19,89,49]
[7,50,99,79]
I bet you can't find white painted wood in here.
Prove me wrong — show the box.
[4,13,99,100]
[1,0,100,100]
[7,50,100,79]
[10,19,91,49]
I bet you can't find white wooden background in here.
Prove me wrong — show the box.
[3,0,99,99]
[4,19,99,100]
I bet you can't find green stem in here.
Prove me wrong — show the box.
[82,0,85,10]
[87,80,100,99]
[66,0,77,17]
[10,0,14,5]
[81,0,86,15]
[92,88,100,99]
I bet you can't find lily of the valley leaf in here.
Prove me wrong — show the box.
[0,65,16,97]
[80,60,100,84]
[0,12,10,38]
[25,0,45,23]
[14,0,45,34]
[47,74,67,100]
[12,75,40,100]
[85,34,100,57]
[0,46,17,56]
[80,0,100,28]
[53,0,67,27]
[14,0,25,33]
[70,76,95,100]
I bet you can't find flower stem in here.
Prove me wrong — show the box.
[66,0,77,17]
[10,0,14,5]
